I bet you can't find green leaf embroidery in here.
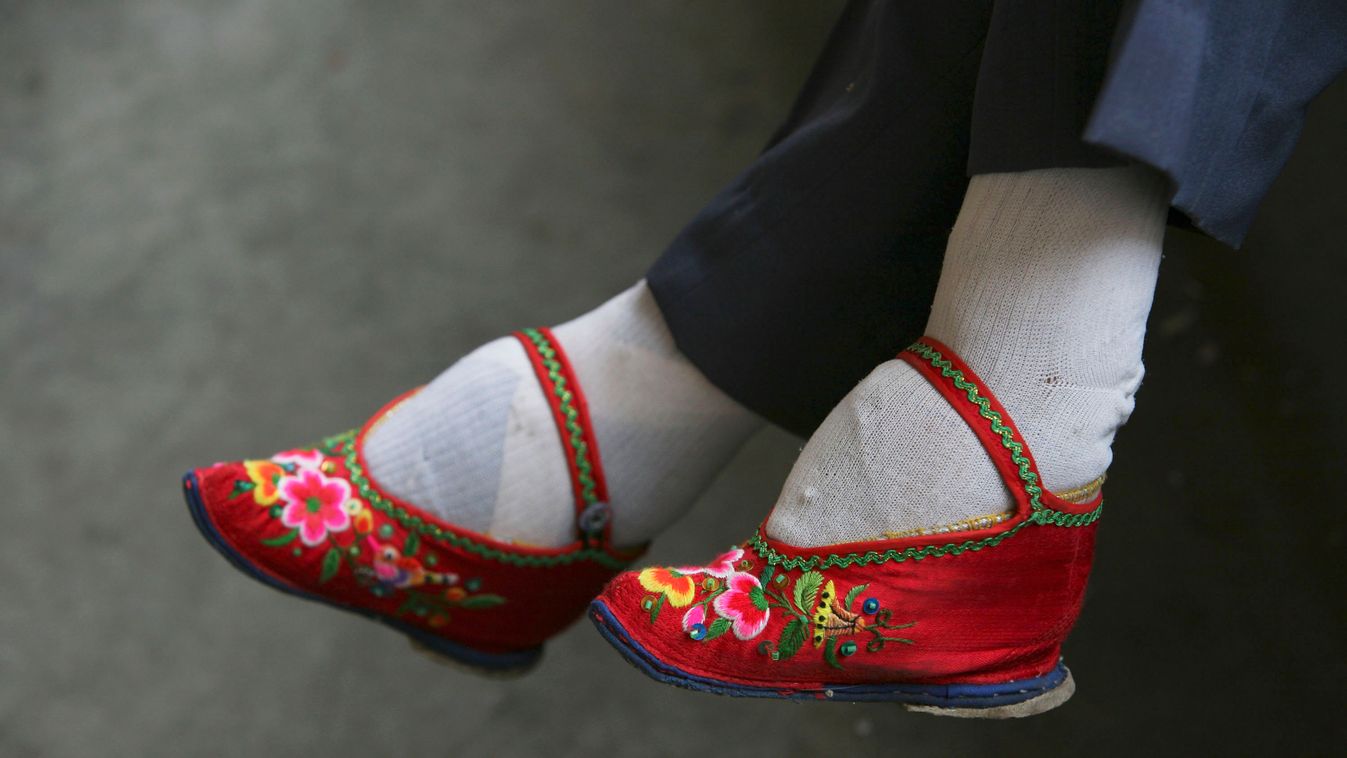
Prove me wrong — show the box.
[823,638,844,670]
[404,530,420,557]
[649,593,665,623]
[230,480,256,497]
[750,587,769,612]
[457,594,506,609]
[793,571,823,614]
[776,617,807,660]
[843,582,869,611]
[260,529,299,547]
[319,547,342,584]
[705,618,731,640]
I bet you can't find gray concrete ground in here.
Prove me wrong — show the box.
[3,1,1345,755]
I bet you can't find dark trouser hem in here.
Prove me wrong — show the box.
[1082,0,1347,247]
[650,0,1346,434]
[649,1,986,436]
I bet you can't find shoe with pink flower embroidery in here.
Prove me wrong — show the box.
[589,338,1102,717]
[184,328,644,676]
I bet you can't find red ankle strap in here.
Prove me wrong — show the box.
[515,328,613,549]
[898,337,1067,521]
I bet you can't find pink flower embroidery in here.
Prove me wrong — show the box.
[682,603,706,632]
[279,470,352,546]
[678,547,744,579]
[713,572,771,640]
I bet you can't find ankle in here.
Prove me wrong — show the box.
[555,281,761,545]
[924,166,1167,494]
[366,280,758,551]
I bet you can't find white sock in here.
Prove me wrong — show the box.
[766,166,1168,546]
[363,280,760,548]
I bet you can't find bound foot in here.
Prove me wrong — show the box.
[590,167,1168,715]
[183,280,758,674]
[590,339,1102,716]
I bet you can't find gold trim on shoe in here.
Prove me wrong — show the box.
[1053,474,1106,504]
[879,511,1015,540]
[876,475,1106,540]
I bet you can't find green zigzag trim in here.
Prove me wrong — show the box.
[906,342,1102,528]
[748,342,1102,571]
[325,430,631,570]
[748,522,1033,572]
[518,328,601,509]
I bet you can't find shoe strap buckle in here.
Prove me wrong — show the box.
[578,501,611,545]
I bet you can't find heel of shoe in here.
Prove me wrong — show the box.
[902,664,1075,719]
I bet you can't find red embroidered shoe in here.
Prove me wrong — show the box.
[589,337,1103,716]
[183,328,643,675]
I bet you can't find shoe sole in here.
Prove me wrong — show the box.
[589,599,1073,718]
[182,471,542,677]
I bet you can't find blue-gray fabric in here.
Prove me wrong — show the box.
[1084,0,1347,245]
[648,0,1346,436]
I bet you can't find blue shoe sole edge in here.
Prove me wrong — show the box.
[588,598,1074,717]
[181,471,542,676]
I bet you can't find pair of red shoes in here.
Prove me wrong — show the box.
[184,332,1102,717]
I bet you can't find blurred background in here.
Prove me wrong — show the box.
[2,1,1345,755]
